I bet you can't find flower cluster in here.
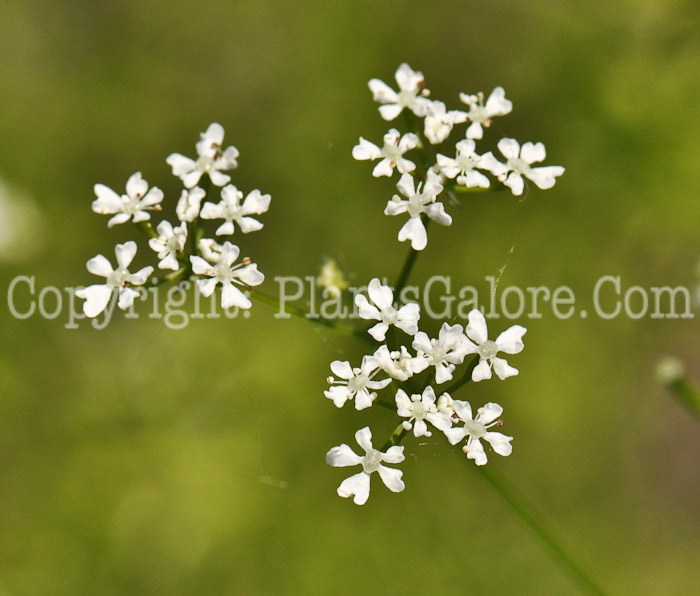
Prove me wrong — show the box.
[325,278,525,504]
[353,63,565,251]
[77,123,270,316]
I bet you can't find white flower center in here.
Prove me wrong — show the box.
[507,156,530,175]
[464,419,486,438]
[347,373,369,393]
[398,89,416,108]
[121,195,142,215]
[214,262,236,284]
[457,153,478,172]
[106,267,130,289]
[410,401,427,420]
[429,339,448,365]
[380,307,398,325]
[383,143,402,161]
[362,449,383,473]
[468,105,488,123]
[477,340,498,360]
[407,194,426,218]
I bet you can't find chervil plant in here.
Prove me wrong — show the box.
[325,63,563,504]
[77,123,270,317]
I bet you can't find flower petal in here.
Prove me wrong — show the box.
[377,465,405,493]
[471,360,492,382]
[115,241,137,268]
[354,427,373,453]
[326,444,362,467]
[338,472,371,505]
[495,325,527,354]
[76,284,112,318]
[398,217,427,251]
[484,431,513,457]
[477,402,503,425]
[466,309,488,344]
[491,357,518,380]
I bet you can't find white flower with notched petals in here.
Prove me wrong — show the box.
[412,322,469,384]
[395,386,453,438]
[76,241,153,317]
[176,187,206,223]
[437,139,491,189]
[373,345,428,382]
[200,184,271,236]
[148,221,187,270]
[189,241,263,309]
[463,309,526,382]
[354,278,420,341]
[324,356,391,410]
[384,171,451,251]
[480,138,564,196]
[422,100,468,145]
[459,87,513,140]
[92,172,163,228]
[444,401,513,466]
[368,63,430,121]
[352,129,418,177]
[166,123,239,188]
[326,426,405,505]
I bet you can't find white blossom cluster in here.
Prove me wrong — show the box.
[325,278,526,505]
[353,63,565,251]
[77,124,269,317]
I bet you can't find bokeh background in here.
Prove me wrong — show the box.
[1,0,699,594]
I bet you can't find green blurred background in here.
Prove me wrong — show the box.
[1,0,699,594]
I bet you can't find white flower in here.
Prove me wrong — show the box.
[368,63,431,121]
[354,278,420,341]
[324,356,391,410]
[436,139,490,188]
[326,426,405,505]
[148,221,187,270]
[412,323,469,384]
[176,187,206,222]
[166,123,239,188]
[200,184,271,236]
[384,171,451,251]
[189,241,263,309]
[480,138,565,196]
[352,129,418,177]
[76,241,153,317]
[444,401,513,466]
[373,345,428,382]
[436,392,456,418]
[422,100,467,145]
[395,386,453,437]
[92,172,163,228]
[463,309,526,382]
[459,87,513,140]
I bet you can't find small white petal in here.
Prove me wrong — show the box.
[76,285,112,318]
[491,357,518,380]
[472,360,492,382]
[466,309,488,344]
[377,466,405,493]
[495,325,527,354]
[326,444,362,467]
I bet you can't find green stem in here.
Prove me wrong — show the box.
[249,289,368,342]
[381,423,408,451]
[475,465,607,596]
[444,355,480,395]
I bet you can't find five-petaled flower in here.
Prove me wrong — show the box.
[166,123,240,189]
[352,129,418,177]
[463,309,526,382]
[368,63,430,121]
[422,100,467,145]
[384,171,451,251]
[148,220,187,271]
[412,322,469,384]
[324,356,391,410]
[437,139,491,189]
[355,278,420,341]
[189,241,263,309]
[92,172,163,228]
[326,426,405,505]
[459,87,513,140]
[481,138,564,196]
[395,386,453,437]
[444,400,513,466]
[200,184,271,236]
[76,241,154,317]
[176,187,206,223]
